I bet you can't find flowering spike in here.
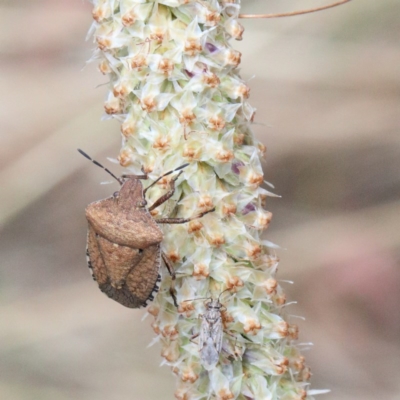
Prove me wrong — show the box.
[88,0,317,398]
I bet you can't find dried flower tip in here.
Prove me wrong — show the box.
[179,110,196,125]
[141,96,157,112]
[258,142,267,155]
[247,172,263,187]
[178,301,195,316]
[274,357,289,375]
[158,58,174,75]
[92,5,110,22]
[226,20,244,40]
[113,83,129,98]
[193,263,210,279]
[222,203,236,216]
[208,116,226,131]
[168,251,180,263]
[104,97,122,114]
[288,324,299,340]
[233,132,245,145]
[293,355,306,371]
[153,136,171,151]
[182,145,201,160]
[203,72,220,88]
[217,389,234,400]
[130,54,147,69]
[216,149,234,162]
[161,342,180,362]
[243,318,261,335]
[184,39,202,56]
[206,12,221,26]
[118,149,132,167]
[198,194,213,209]
[300,366,312,381]
[246,243,261,259]
[122,11,136,26]
[99,60,111,74]
[274,293,286,306]
[225,49,242,66]
[262,278,277,295]
[162,325,179,340]
[147,304,159,317]
[181,368,199,383]
[226,276,244,292]
[152,321,160,334]
[276,321,289,337]
[209,234,225,247]
[188,220,203,233]
[96,37,112,51]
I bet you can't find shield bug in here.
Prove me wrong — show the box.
[78,149,214,309]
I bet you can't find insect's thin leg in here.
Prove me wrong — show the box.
[147,171,182,212]
[190,333,200,345]
[161,252,178,307]
[78,149,123,185]
[156,207,215,224]
[143,163,189,195]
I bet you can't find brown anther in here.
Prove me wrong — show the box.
[147,304,159,317]
[274,293,287,306]
[181,369,199,383]
[193,263,210,280]
[161,345,179,362]
[216,149,234,163]
[222,203,236,216]
[198,195,213,209]
[118,150,132,167]
[142,164,154,174]
[150,32,164,43]
[233,132,245,145]
[217,389,234,400]
[153,136,170,151]
[226,276,244,292]
[298,389,307,400]
[203,72,220,88]
[226,49,241,66]
[122,11,136,26]
[243,318,261,335]
[248,172,263,187]
[157,176,170,189]
[150,209,159,217]
[182,146,200,160]
[238,84,250,99]
[130,54,147,69]
[113,83,129,98]
[221,310,234,328]
[188,220,203,233]
[99,60,111,75]
[158,58,174,75]
[262,278,277,295]
[209,235,225,247]
[293,355,306,371]
[258,211,272,229]
[300,366,312,381]
[276,321,289,337]
[260,193,268,207]
[104,98,122,115]
[96,37,112,51]
[121,120,135,137]
[141,97,157,112]
[184,39,202,56]
[258,142,267,155]
[231,22,245,40]
[161,325,179,340]
[288,324,299,340]
[208,116,226,131]
[206,12,221,26]
[174,390,189,400]
[178,301,195,315]
[179,110,196,125]
[275,357,289,375]
[168,251,180,263]
[92,6,109,22]
[246,243,261,259]
[151,322,160,334]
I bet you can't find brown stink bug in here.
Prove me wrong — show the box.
[78,149,214,309]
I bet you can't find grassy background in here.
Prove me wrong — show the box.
[0,0,399,399]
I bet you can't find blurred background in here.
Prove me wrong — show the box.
[0,0,399,399]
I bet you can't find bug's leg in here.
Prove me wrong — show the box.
[121,174,148,180]
[143,163,189,195]
[161,252,178,307]
[156,207,215,224]
[147,171,183,212]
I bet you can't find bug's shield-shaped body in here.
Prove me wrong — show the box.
[86,179,163,308]
[199,299,223,371]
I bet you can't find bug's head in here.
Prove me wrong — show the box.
[206,298,222,310]
[118,178,147,209]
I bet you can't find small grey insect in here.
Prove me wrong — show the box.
[78,149,214,309]
[189,290,231,370]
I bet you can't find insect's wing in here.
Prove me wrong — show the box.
[201,336,219,371]
[214,317,223,353]
[199,316,209,351]
[87,224,108,285]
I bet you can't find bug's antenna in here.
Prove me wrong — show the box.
[143,163,189,195]
[239,0,351,19]
[78,149,123,185]
[218,288,232,302]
